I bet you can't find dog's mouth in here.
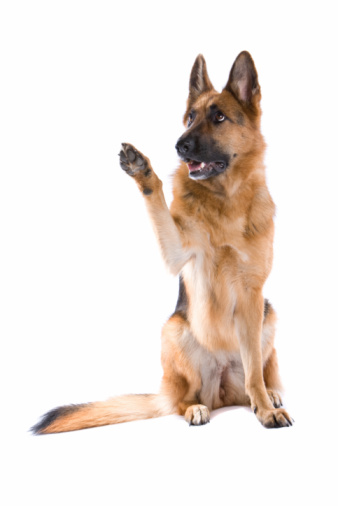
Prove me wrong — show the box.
[186,159,227,180]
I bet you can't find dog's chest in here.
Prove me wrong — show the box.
[182,223,248,343]
[182,258,237,352]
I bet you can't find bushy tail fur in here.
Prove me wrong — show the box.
[31,394,174,435]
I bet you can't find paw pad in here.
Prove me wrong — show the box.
[119,143,149,175]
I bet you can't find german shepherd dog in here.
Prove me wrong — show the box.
[32,51,293,434]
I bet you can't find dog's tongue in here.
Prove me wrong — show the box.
[188,161,203,172]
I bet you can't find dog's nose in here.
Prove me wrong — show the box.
[175,137,194,156]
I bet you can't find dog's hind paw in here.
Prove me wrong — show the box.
[185,404,210,426]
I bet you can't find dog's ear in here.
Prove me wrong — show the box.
[188,54,214,106]
[225,51,260,106]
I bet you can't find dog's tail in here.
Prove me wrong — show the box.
[31,393,174,435]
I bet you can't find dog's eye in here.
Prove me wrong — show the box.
[214,111,225,123]
[187,113,194,127]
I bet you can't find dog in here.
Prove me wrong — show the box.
[32,51,293,434]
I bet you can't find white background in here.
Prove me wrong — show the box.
[1,1,337,504]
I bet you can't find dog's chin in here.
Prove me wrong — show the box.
[186,160,228,180]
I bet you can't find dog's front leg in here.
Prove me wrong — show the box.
[119,143,192,275]
[235,290,293,428]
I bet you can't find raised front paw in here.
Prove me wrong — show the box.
[256,407,294,428]
[184,404,210,426]
[119,143,151,177]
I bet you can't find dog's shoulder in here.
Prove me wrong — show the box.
[244,182,275,238]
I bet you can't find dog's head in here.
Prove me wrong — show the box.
[176,51,264,181]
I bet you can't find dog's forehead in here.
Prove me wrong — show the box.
[193,91,219,111]
[193,90,240,115]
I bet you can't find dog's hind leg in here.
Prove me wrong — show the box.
[263,348,284,408]
[160,313,211,425]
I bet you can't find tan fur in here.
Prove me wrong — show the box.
[32,51,293,434]
[36,395,174,434]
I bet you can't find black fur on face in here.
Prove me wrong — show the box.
[175,132,231,180]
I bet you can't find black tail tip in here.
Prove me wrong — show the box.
[30,404,83,435]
